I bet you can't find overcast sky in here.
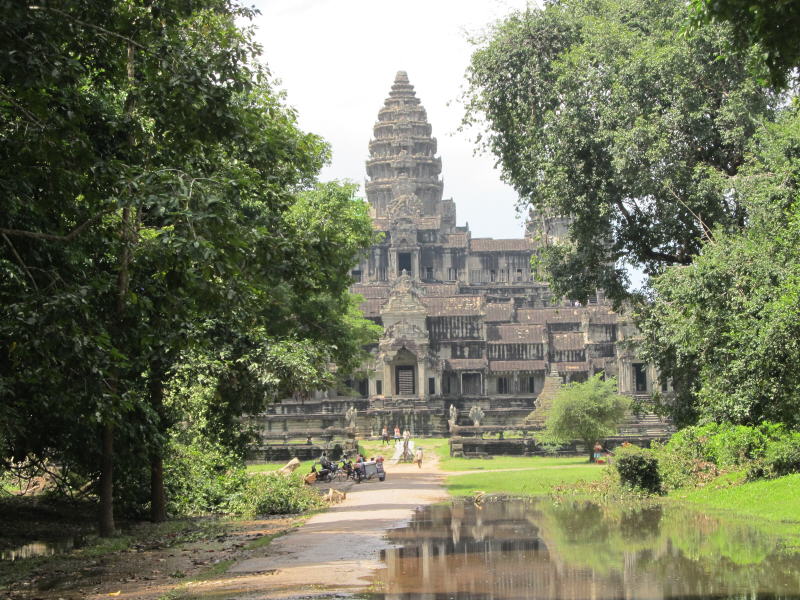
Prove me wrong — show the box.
[249,0,533,240]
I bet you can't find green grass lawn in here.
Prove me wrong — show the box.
[670,473,800,523]
[446,464,605,496]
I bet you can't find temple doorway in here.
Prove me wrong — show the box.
[395,365,416,396]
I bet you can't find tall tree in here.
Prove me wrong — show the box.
[1,1,376,531]
[637,105,800,427]
[463,0,778,303]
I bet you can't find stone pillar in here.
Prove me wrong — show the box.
[384,363,392,396]
[388,249,397,280]
[418,359,427,400]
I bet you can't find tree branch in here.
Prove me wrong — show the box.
[0,207,115,242]
[2,233,39,290]
[27,5,146,50]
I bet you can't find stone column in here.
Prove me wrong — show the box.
[418,359,427,400]
[383,363,392,396]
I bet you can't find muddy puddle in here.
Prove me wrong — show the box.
[364,497,800,600]
[0,535,87,561]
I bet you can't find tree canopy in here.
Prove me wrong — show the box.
[0,1,377,532]
[539,375,630,461]
[690,0,800,88]
[464,0,779,303]
[637,105,800,428]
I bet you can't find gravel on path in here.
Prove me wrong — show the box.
[185,460,446,599]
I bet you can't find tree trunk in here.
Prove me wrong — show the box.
[587,440,596,463]
[99,421,115,536]
[149,368,167,523]
[98,42,138,537]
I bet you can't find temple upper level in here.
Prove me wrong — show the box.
[366,71,455,232]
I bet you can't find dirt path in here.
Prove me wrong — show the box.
[180,460,446,599]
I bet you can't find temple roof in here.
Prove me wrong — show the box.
[424,296,483,316]
[490,360,547,373]
[470,238,534,252]
[487,324,546,343]
[366,72,444,221]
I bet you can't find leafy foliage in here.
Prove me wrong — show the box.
[637,106,800,426]
[0,1,377,530]
[653,422,800,491]
[690,0,800,87]
[230,472,324,517]
[463,0,777,303]
[613,445,662,494]
[539,375,630,461]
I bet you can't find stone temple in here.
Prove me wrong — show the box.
[249,72,671,460]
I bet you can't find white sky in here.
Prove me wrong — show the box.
[248,0,533,240]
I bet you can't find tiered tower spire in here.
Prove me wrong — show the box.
[366,71,444,219]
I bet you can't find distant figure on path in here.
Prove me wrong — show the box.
[414,447,423,468]
[393,426,401,442]
[381,426,389,445]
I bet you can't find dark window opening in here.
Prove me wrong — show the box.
[525,376,536,394]
[428,377,436,395]
[376,380,383,395]
[497,377,510,394]
[516,269,523,281]
[357,379,368,398]
[351,269,362,283]
[468,343,482,359]
[490,270,497,282]
[661,378,668,393]
[633,363,647,392]
[424,266,434,280]
[398,252,412,274]
[443,375,451,395]
[462,373,481,395]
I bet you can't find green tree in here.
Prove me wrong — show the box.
[637,105,800,427]
[689,0,800,87]
[539,375,630,462]
[463,0,778,304]
[0,1,377,532]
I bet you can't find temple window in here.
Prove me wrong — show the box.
[497,377,510,394]
[376,380,383,395]
[351,269,362,283]
[398,252,412,273]
[428,377,436,395]
[633,363,648,392]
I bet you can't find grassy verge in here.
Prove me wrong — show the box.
[669,473,800,523]
[446,464,604,496]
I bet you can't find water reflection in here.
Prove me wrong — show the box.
[0,536,85,561]
[367,498,800,600]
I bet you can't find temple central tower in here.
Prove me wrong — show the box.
[366,71,454,229]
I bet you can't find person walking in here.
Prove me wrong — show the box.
[381,426,389,446]
[414,447,423,468]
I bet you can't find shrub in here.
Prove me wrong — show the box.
[230,472,324,517]
[613,445,662,494]
[703,423,768,468]
[164,438,247,516]
[748,430,800,479]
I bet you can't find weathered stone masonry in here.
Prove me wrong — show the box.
[248,72,670,460]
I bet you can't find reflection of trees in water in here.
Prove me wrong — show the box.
[376,498,800,599]
[536,499,800,594]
